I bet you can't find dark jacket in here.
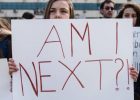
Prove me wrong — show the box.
[0,35,12,58]
[134,72,140,100]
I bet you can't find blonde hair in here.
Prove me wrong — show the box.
[0,18,11,30]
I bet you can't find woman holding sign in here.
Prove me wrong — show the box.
[9,0,139,96]
[9,0,74,75]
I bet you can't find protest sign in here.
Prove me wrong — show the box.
[12,19,133,100]
[0,59,12,100]
[133,27,140,71]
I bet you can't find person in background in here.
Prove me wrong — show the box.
[0,18,12,58]
[116,3,140,100]
[100,0,115,18]
[116,3,140,27]
[22,12,35,19]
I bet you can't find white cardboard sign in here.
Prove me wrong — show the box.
[133,27,140,71]
[12,19,133,100]
[0,59,12,100]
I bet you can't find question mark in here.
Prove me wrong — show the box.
[115,58,124,91]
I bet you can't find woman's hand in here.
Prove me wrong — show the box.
[130,67,138,82]
[8,58,18,75]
